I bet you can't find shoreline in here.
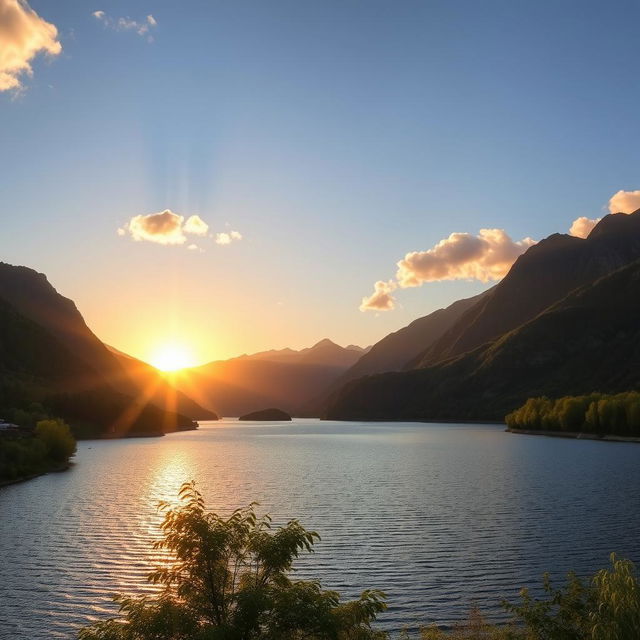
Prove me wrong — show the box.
[506,427,640,444]
[0,461,71,489]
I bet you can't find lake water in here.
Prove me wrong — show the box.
[1,419,640,638]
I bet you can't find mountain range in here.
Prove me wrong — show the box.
[173,339,369,417]
[2,209,640,434]
[325,210,640,420]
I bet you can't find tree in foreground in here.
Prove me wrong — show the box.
[78,482,386,640]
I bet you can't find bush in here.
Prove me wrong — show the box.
[35,418,77,462]
[78,482,387,640]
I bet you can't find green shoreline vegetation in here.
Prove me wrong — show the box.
[0,416,76,484]
[79,483,640,640]
[506,392,640,437]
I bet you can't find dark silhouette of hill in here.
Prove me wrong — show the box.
[176,339,367,417]
[0,297,197,436]
[412,210,640,368]
[301,291,490,416]
[325,257,640,421]
[0,263,216,434]
[238,408,292,421]
[340,291,488,383]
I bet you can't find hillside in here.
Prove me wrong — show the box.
[0,297,197,437]
[176,339,367,417]
[0,263,216,436]
[325,258,640,422]
[413,210,640,368]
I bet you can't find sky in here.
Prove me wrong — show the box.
[2,0,640,367]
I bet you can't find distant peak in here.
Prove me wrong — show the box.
[311,338,340,349]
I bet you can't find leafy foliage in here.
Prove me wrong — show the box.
[502,554,640,640]
[506,392,640,436]
[0,417,76,482]
[78,482,387,640]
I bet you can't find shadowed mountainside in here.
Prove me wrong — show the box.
[300,291,490,416]
[411,210,640,368]
[325,257,640,421]
[0,296,198,437]
[0,263,216,435]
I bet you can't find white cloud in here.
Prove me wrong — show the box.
[360,227,535,312]
[215,230,242,245]
[569,216,600,238]
[360,280,397,312]
[0,0,61,92]
[609,189,640,214]
[396,228,536,287]
[93,11,157,38]
[119,210,214,246]
[183,215,209,236]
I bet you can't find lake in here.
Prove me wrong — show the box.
[1,419,640,638]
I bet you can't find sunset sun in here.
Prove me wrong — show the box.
[149,343,195,372]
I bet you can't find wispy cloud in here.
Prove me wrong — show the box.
[0,0,61,92]
[215,231,242,245]
[93,11,157,40]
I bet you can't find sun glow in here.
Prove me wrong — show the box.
[149,343,196,372]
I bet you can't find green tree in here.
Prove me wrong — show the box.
[35,418,76,463]
[78,482,387,640]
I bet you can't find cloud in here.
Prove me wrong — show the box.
[183,215,209,236]
[396,228,536,287]
[121,210,187,245]
[215,231,242,245]
[568,188,640,238]
[360,228,535,312]
[569,216,600,238]
[609,189,640,214]
[360,280,397,312]
[0,0,62,92]
[93,11,157,39]
[118,210,241,250]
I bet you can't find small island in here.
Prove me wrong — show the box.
[238,408,292,421]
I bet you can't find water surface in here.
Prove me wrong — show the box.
[1,419,640,638]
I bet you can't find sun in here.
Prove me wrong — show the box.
[149,343,195,372]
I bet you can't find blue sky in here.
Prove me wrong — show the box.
[2,0,640,364]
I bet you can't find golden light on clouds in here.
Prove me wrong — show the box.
[0,0,62,92]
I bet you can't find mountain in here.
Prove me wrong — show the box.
[412,210,640,368]
[175,339,368,417]
[301,291,490,416]
[325,257,640,422]
[340,291,489,383]
[0,262,215,435]
[235,339,367,368]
